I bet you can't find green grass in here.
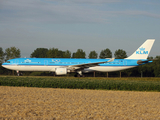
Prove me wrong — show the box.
[0,76,160,92]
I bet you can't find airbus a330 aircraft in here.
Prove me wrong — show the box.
[2,39,155,76]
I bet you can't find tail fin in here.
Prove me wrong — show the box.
[126,39,155,59]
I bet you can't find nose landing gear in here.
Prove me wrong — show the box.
[16,71,22,76]
[17,71,20,76]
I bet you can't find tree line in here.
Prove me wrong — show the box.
[30,48,127,59]
[0,46,160,77]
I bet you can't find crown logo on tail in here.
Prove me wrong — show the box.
[136,47,148,54]
[139,47,145,51]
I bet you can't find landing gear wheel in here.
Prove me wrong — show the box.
[74,73,85,77]
[17,71,19,76]
[74,73,80,77]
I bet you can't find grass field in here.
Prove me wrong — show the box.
[1,77,160,119]
[0,76,160,92]
[1,86,160,119]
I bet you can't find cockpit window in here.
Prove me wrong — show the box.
[7,61,10,63]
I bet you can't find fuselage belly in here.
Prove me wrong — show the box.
[3,64,136,72]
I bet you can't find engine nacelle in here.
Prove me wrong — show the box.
[55,68,67,75]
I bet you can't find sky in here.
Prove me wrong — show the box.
[0,0,160,58]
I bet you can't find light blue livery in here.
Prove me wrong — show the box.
[2,39,155,76]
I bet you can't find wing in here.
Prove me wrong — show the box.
[67,58,115,70]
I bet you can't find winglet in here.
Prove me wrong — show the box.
[126,39,155,59]
[107,58,115,62]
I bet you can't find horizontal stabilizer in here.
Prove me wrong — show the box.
[137,60,152,64]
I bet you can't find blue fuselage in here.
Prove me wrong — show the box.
[2,58,151,73]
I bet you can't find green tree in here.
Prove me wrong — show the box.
[63,50,71,58]
[30,48,48,58]
[5,47,21,60]
[58,50,65,58]
[72,49,86,58]
[99,48,112,59]
[139,56,154,77]
[153,56,160,77]
[72,53,76,58]
[114,49,127,59]
[88,50,98,58]
[0,47,5,75]
[47,48,64,58]
[47,48,58,58]
[0,47,4,63]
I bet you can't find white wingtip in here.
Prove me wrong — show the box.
[107,58,115,62]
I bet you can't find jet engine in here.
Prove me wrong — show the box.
[55,68,67,75]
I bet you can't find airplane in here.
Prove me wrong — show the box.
[2,39,155,76]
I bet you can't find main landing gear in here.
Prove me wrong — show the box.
[74,71,85,77]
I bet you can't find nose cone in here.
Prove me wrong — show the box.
[2,63,5,68]
[1,62,11,70]
[2,62,8,68]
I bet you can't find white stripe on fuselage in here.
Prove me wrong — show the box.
[2,65,58,72]
[83,66,136,72]
[2,65,135,72]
